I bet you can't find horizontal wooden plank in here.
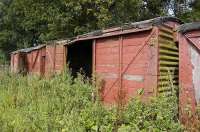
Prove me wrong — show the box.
[159,49,179,56]
[159,55,179,61]
[159,43,178,51]
[159,60,179,66]
[159,37,176,45]
[159,72,178,76]
[159,67,178,71]
[159,80,178,85]
[159,26,173,34]
[159,75,178,80]
[159,32,174,40]
[161,24,173,30]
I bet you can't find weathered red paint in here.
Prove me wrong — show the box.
[11,17,182,106]
[178,24,200,122]
[45,44,66,76]
[10,52,26,73]
[25,46,46,76]
[95,30,157,104]
[66,17,182,105]
[11,40,67,76]
[10,52,18,73]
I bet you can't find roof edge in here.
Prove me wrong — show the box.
[177,22,200,33]
[11,45,46,54]
[74,16,183,40]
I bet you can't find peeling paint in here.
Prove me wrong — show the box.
[190,45,200,103]
[100,73,145,82]
[123,74,144,82]
[97,64,117,67]
[101,73,118,79]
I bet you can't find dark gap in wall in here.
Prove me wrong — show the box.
[67,40,93,78]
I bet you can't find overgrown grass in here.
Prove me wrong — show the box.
[0,70,183,131]
[183,104,200,131]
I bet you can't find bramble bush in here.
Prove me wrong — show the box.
[0,70,183,131]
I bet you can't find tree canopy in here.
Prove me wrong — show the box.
[0,0,199,61]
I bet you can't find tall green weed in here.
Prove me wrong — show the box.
[0,71,183,131]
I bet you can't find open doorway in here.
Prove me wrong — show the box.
[67,40,93,78]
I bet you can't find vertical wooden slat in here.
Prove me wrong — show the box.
[156,27,159,96]
[92,39,96,75]
[119,36,123,101]
[63,45,67,69]
[53,45,56,73]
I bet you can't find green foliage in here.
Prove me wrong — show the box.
[0,0,199,60]
[0,49,7,64]
[0,70,183,131]
[183,103,200,131]
[122,96,182,131]
[0,0,173,60]
[184,0,200,21]
[142,0,170,19]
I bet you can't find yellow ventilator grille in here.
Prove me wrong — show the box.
[158,25,179,96]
